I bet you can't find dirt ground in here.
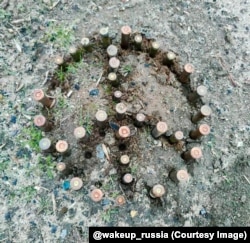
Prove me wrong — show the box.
[0,0,249,242]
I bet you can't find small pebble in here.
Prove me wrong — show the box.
[89,89,99,96]
[51,225,57,233]
[4,212,12,221]
[60,229,67,239]
[74,83,80,90]
[12,179,17,185]
[62,181,70,190]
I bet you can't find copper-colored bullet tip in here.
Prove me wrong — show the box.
[109,57,120,69]
[176,170,190,182]
[70,177,83,191]
[190,147,202,159]
[184,63,194,74]
[90,188,104,202]
[199,124,210,135]
[115,195,126,205]
[152,121,168,138]
[122,173,133,184]
[121,26,132,35]
[33,89,44,101]
[190,124,211,139]
[74,127,86,139]
[56,140,69,153]
[118,126,130,138]
[175,131,184,140]
[156,122,168,133]
[34,115,46,127]
[56,162,66,172]
[150,184,166,198]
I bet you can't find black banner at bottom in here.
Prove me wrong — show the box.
[89,227,249,242]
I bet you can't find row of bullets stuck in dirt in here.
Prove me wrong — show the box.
[33,87,211,162]
[52,25,198,85]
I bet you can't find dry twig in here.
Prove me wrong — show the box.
[217,56,238,87]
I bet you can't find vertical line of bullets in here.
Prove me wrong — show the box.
[187,85,208,103]
[134,34,142,51]
[181,147,202,161]
[151,121,168,139]
[33,89,56,108]
[74,126,88,142]
[55,140,71,157]
[95,110,108,129]
[149,184,166,198]
[168,131,184,144]
[99,27,111,48]
[121,25,132,49]
[115,102,127,120]
[169,169,190,183]
[34,114,53,132]
[149,41,160,58]
[191,105,212,123]
[39,137,55,153]
[189,124,210,140]
[179,63,195,83]
[115,195,126,206]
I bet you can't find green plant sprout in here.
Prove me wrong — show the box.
[120,64,133,77]
[37,196,53,215]
[38,155,55,179]
[101,208,119,223]
[21,126,43,152]
[82,113,94,135]
[43,23,75,49]
[20,185,37,202]
[55,66,66,83]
